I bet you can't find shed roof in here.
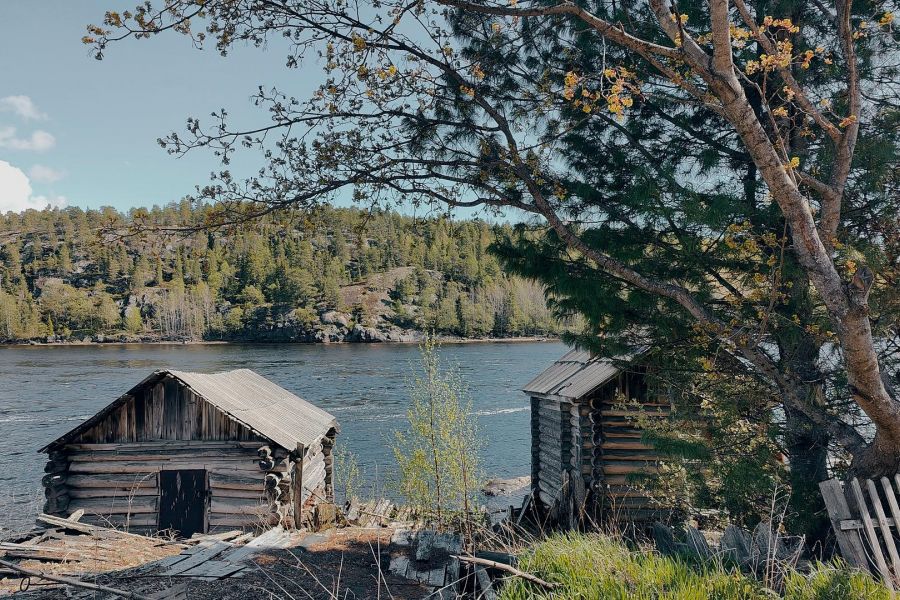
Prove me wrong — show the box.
[523,348,640,400]
[42,368,338,452]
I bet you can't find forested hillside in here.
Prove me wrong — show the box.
[0,203,565,343]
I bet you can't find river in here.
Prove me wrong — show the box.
[0,340,565,533]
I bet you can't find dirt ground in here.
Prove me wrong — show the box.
[6,529,430,600]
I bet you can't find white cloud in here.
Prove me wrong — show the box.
[0,95,47,120]
[0,160,66,213]
[0,127,56,151]
[28,164,64,184]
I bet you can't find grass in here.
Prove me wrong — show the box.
[497,532,891,600]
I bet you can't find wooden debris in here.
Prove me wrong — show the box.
[453,554,558,590]
[474,564,497,600]
[0,557,153,599]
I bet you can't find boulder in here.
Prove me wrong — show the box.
[347,323,387,342]
[482,476,531,497]
[321,311,351,328]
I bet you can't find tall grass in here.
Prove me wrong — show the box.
[498,532,891,600]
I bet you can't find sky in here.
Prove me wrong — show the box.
[0,1,323,214]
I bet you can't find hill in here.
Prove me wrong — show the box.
[0,203,567,343]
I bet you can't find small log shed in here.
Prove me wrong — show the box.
[523,349,670,527]
[40,368,338,537]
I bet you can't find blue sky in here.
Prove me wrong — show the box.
[0,1,322,213]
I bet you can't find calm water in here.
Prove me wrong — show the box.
[0,341,564,532]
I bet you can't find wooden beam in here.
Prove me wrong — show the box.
[292,443,305,530]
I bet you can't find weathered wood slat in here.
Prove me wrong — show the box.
[819,479,871,572]
[207,516,264,528]
[211,487,267,500]
[68,451,258,463]
[63,441,267,452]
[850,478,892,586]
[210,500,274,516]
[602,463,659,476]
[69,487,158,499]
[601,441,656,451]
[866,478,900,580]
[69,462,275,475]
[209,473,266,490]
[66,474,157,489]
[68,497,159,515]
[166,541,232,576]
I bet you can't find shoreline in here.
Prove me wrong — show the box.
[0,335,560,349]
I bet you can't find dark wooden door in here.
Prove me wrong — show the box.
[159,469,207,537]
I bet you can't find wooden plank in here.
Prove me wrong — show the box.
[601,441,656,451]
[67,497,158,515]
[882,477,900,539]
[69,487,158,499]
[65,474,158,488]
[36,513,159,540]
[166,541,231,576]
[209,472,266,490]
[182,560,245,579]
[211,488,267,500]
[851,478,892,586]
[867,478,900,581]
[69,462,273,475]
[207,516,261,528]
[220,526,288,563]
[210,499,273,515]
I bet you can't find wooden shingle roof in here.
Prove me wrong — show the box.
[523,348,644,400]
[41,368,338,452]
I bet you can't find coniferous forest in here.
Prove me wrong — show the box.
[0,203,566,343]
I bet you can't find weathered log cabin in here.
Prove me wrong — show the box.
[40,368,338,537]
[523,349,669,527]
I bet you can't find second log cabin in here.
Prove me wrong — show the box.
[40,368,338,537]
[523,348,670,528]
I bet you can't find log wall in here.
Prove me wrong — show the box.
[531,397,580,508]
[530,368,671,524]
[584,370,670,522]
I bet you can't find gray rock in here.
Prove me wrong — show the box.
[347,324,387,342]
[721,525,753,565]
[652,522,680,557]
[482,476,531,497]
[321,311,350,328]
[685,525,714,560]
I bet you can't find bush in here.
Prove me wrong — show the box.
[391,336,482,527]
[499,532,890,600]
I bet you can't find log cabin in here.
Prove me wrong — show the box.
[523,349,670,528]
[39,368,338,537]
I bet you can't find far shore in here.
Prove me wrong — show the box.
[0,335,560,348]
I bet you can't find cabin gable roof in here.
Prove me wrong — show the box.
[523,347,645,400]
[41,368,338,452]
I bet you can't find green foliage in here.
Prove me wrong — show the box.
[499,533,890,600]
[333,445,361,503]
[392,336,483,525]
[123,305,143,334]
[0,204,566,341]
[784,562,892,600]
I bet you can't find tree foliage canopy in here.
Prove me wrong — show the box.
[87,0,899,486]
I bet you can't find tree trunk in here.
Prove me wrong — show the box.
[783,405,831,547]
[849,434,900,479]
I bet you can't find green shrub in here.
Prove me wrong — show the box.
[784,562,892,600]
[498,533,889,600]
